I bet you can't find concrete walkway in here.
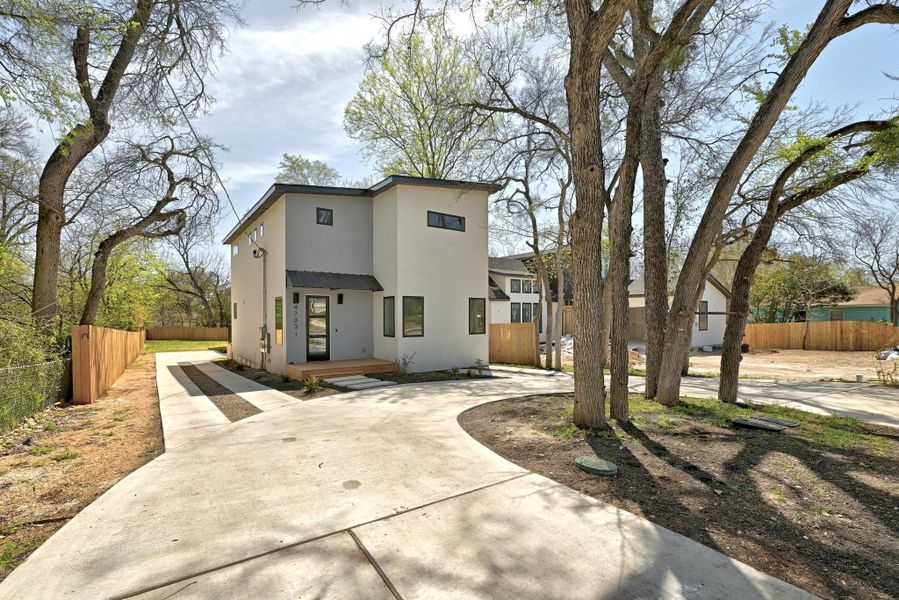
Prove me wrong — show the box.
[0,354,815,599]
[631,376,899,429]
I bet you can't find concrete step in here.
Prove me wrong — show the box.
[323,375,371,384]
[345,379,398,390]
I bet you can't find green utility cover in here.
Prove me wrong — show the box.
[575,456,618,476]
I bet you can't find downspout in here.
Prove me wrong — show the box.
[254,247,268,368]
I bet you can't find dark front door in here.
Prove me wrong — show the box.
[306,295,330,361]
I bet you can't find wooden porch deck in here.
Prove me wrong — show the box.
[285,358,398,380]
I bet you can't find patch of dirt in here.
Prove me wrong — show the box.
[179,364,262,422]
[213,359,339,401]
[459,394,899,600]
[688,349,881,382]
[0,354,163,581]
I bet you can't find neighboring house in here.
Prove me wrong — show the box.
[807,286,898,324]
[488,252,731,348]
[488,257,549,342]
[627,275,731,349]
[224,176,499,375]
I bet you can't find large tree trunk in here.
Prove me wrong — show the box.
[79,239,116,326]
[608,190,633,421]
[654,0,859,406]
[640,104,668,399]
[554,251,565,371]
[31,3,152,330]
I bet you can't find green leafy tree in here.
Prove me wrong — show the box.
[344,22,487,179]
[749,256,857,324]
[276,154,341,185]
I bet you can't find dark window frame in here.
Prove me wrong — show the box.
[469,298,486,335]
[511,302,521,323]
[274,296,284,345]
[402,296,424,337]
[383,296,395,337]
[316,207,333,226]
[427,210,465,232]
[698,300,709,331]
[510,279,521,293]
[830,309,845,321]
[233,302,237,319]
[522,302,532,324]
[533,303,541,333]
[522,279,532,294]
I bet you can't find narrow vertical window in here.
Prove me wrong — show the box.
[383,296,395,337]
[258,223,264,238]
[233,302,237,319]
[511,302,521,323]
[275,296,284,344]
[232,244,239,256]
[403,296,424,337]
[698,301,709,331]
[533,303,541,333]
[522,302,532,323]
[510,279,521,293]
[469,298,486,334]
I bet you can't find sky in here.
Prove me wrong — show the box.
[183,0,897,251]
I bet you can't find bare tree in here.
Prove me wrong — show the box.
[850,208,899,326]
[26,0,240,330]
[78,134,220,325]
[0,108,37,245]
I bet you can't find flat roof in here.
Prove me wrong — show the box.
[222,175,502,244]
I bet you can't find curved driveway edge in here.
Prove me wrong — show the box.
[0,354,816,599]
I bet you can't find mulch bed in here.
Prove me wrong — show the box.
[459,394,899,600]
[178,364,262,422]
[0,354,164,581]
[212,360,339,401]
[371,369,491,384]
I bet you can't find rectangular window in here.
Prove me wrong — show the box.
[533,303,541,333]
[317,207,333,226]
[383,296,395,337]
[510,279,521,293]
[251,228,257,242]
[522,302,532,324]
[292,292,299,304]
[469,298,486,334]
[274,296,283,344]
[698,301,709,331]
[830,310,844,321]
[522,280,532,293]
[232,244,239,257]
[403,296,424,337]
[511,302,521,323]
[233,302,237,319]
[427,210,465,231]
[258,223,264,238]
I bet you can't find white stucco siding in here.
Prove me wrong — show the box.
[230,196,287,373]
[285,288,374,364]
[691,283,729,348]
[490,300,511,324]
[391,185,489,372]
[489,272,549,341]
[284,193,374,275]
[372,188,399,361]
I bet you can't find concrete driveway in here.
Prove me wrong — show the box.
[0,353,814,599]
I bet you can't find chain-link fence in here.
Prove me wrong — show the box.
[0,359,70,431]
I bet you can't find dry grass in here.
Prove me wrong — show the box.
[0,355,163,581]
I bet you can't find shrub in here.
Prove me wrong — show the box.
[303,376,321,392]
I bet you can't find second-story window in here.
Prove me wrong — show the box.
[427,210,465,231]
[510,279,521,293]
[522,280,532,293]
[317,207,333,226]
[232,244,239,256]
[259,223,264,238]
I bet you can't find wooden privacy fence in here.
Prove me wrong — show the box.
[489,322,539,367]
[744,321,899,352]
[72,326,145,404]
[146,326,229,341]
[562,306,575,336]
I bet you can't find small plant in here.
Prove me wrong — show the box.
[397,352,417,375]
[42,419,59,432]
[28,446,52,456]
[475,358,486,374]
[875,358,899,386]
[51,449,79,462]
[450,367,460,377]
[303,376,321,393]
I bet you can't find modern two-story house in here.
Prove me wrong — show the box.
[488,257,549,342]
[225,176,499,376]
